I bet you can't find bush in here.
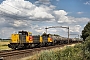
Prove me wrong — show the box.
[38,50,60,60]
[62,46,83,60]
[37,45,83,60]
[29,43,90,60]
[85,36,90,51]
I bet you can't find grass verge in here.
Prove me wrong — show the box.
[29,44,83,60]
[0,41,11,50]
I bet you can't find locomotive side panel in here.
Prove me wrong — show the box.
[11,34,19,43]
[32,36,40,43]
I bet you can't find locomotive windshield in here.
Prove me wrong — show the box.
[42,32,49,37]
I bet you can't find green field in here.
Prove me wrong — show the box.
[0,40,11,50]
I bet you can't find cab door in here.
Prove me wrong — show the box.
[18,31,28,43]
[19,34,26,43]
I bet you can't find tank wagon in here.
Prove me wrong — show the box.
[8,30,81,49]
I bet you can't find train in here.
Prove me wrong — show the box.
[8,30,82,49]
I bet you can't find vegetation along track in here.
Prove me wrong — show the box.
[0,43,78,60]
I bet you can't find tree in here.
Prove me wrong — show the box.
[81,22,90,41]
[85,36,90,51]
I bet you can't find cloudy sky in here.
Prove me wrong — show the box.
[0,0,90,38]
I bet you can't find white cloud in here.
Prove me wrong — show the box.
[13,20,28,27]
[84,1,90,5]
[56,0,59,1]
[48,29,57,33]
[70,25,81,32]
[6,0,24,1]
[54,10,75,24]
[0,18,5,23]
[68,17,90,24]
[0,27,15,38]
[0,0,55,21]
[77,12,84,14]
[54,10,67,15]
[35,28,45,34]
[38,0,50,4]
[0,0,89,38]
[32,7,54,19]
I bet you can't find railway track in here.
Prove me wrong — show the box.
[0,50,15,53]
[0,43,78,60]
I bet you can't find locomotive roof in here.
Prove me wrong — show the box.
[18,30,28,33]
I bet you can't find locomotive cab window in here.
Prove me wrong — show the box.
[29,33,32,36]
[18,31,28,36]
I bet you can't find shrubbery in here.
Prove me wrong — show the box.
[29,40,90,60]
[37,45,83,60]
[29,44,85,60]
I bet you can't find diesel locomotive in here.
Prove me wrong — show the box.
[8,30,79,49]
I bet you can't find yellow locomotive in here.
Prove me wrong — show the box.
[8,31,53,49]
